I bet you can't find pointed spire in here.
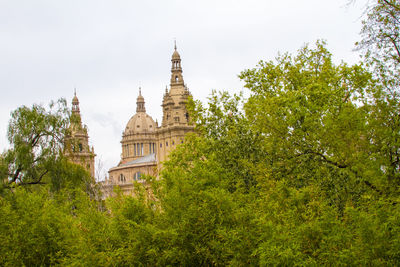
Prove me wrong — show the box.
[174,39,177,50]
[72,89,80,113]
[70,90,82,129]
[171,43,183,86]
[136,87,146,113]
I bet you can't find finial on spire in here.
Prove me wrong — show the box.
[174,38,177,50]
[74,87,76,96]
[139,86,142,96]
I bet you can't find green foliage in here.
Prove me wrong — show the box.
[2,6,400,263]
[240,41,381,210]
[356,0,400,194]
[0,188,77,266]
[357,0,400,86]
[1,99,95,194]
[2,99,70,189]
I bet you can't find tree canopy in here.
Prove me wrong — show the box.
[1,99,93,192]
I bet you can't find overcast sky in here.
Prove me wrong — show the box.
[0,0,366,179]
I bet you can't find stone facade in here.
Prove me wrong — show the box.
[103,45,194,197]
[64,92,96,177]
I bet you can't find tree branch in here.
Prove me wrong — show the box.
[382,0,400,12]
[295,150,348,168]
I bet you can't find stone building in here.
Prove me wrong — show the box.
[103,45,194,196]
[64,92,96,177]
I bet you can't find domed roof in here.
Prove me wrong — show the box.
[124,113,156,135]
[123,88,156,135]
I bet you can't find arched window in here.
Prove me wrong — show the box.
[119,174,126,183]
[175,76,178,82]
[78,143,83,152]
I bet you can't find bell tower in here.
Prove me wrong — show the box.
[157,44,194,163]
[170,42,184,87]
[65,91,96,178]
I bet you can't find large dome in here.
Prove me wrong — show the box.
[124,113,156,135]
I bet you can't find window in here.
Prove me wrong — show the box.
[175,76,178,82]
[119,174,126,183]
[78,143,83,152]
[141,143,143,155]
[172,140,175,145]
[153,143,155,153]
[134,172,142,181]
[166,141,168,147]
[160,143,162,148]
[134,144,136,156]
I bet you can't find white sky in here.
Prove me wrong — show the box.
[0,0,366,179]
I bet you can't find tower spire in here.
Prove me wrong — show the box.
[71,90,83,129]
[72,90,80,114]
[170,44,184,86]
[136,87,146,113]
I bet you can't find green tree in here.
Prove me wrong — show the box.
[150,41,400,265]
[356,0,400,192]
[357,0,400,86]
[1,99,93,191]
[240,41,384,210]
